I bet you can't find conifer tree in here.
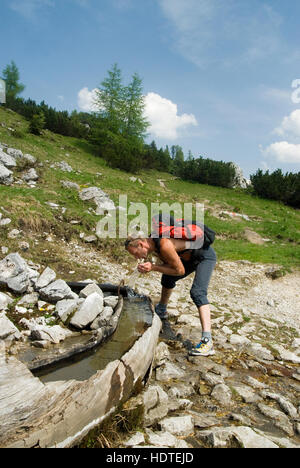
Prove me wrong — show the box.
[2,61,25,103]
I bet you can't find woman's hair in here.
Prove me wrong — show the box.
[124,235,147,250]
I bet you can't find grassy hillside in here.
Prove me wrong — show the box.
[0,106,299,281]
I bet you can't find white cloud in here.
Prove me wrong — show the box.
[77,87,98,112]
[158,0,285,68]
[274,109,300,138]
[263,141,300,164]
[9,0,54,19]
[144,92,197,139]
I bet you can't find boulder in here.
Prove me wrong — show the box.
[258,403,294,436]
[39,279,77,303]
[17,293,39,307]
[230,163,251,189]
[0,292,13,310]
[0,162,13,185]
[155,362,186,382]
[143,385,169,426]
[61,180,80,191]
[0,313,21,341]
[159,416,194,437]
[7,148,23,159]
[0,150,16,169]
[0,253,39,294]
[22,168,39,182]
[30,324,73,344]
[55,299,78,323]
[211,384,232,406]
[79,283,103,299]
[197,426,278,448]
[70,292,104,329]
[103,295,119,308]
[90,306,114,329]
[34,267,56,290]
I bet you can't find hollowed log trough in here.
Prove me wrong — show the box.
[0,283,161,448]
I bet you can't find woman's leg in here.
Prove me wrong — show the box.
[189,247,217,355]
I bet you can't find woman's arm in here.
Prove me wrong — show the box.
[138,239,185,276]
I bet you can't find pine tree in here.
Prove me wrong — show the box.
[123,72,149,139]
[94,63,124,134]
[2,61,25,103]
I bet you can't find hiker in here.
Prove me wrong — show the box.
[124,220,217,357]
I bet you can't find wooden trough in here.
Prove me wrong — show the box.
[0,284,161,448]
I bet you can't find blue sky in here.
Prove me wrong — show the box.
[1,0,300,178]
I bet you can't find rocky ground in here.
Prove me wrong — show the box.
[51,242,300,449]
[100,254,300,449]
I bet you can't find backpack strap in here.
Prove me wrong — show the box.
[151,237,161,254]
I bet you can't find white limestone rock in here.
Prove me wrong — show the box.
[70,292,104,329]
[39,279,77,303]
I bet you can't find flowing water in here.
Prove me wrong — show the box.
[36,297,153,384]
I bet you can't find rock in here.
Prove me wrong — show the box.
[79,283,103,299]
[0,313,21,341]
[18,241,30,252]
[7,148,23,159]
[0,163,13,185]
[155,362,186,382]
[0,219,11,226]
[51,161,73,172]
[55,299,78,323]
[15,305,28,314]
[247,343,274,361]
[154,342,171,367]
[124,432,145,447]
[103,296,119,308]
[79,187,116,215]
[83,235,97,243]
[231,384,262,403]
[0,292,13,310]
[34,267,56,290]
[145,429,187,448]
[61,180,80,191]
[90,306,114,329]
[260,391,298,419]
[211,384,232,406]
[159,416,194,437]
[0,150,17,169]
[23,153,36,164]
[270,344,300,364]
[243,229,265,245]
[143,385,169,426]
[22,168,39,182]
[258,403,294,436]
[30,324,73,344]
[243,376,267,390]
[197,426,278,448]
[230,334,251,346]
[7,229,21,239]
[0,253,38,294]
[200,371,224,387]
[229,163,252,189]
[39,279,77,303]
[177,314,200,327]
[189,411,220,429]
[70,292,104,329]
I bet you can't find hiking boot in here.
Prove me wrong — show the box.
[188,337,215,357]
[155,303,168,320]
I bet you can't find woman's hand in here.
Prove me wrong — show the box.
[137,262,153,274]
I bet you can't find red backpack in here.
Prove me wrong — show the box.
[151,214,215,249]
